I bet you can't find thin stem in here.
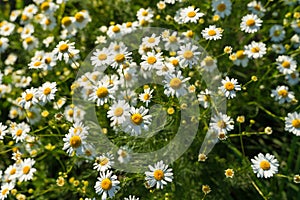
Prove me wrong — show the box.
[251,180,268,200]
[238,123,245,157]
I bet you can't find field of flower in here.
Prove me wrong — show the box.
[0,0,300,199]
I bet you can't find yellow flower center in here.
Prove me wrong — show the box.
[25,93,33,101]
[10,168,16,175]
[114,107,124,117]
[259,160,271,170]
[171,59,179,66]
[203,95,210,101]
[292,119,300,128]
[144,94,150,100]
[147,37,156,43]
[45,57,51,64]
[187,11,196,18]
[142,11,148,16]
[98,54,107,61]
[45,19,51,25]
[153,169,164,181]
[183,50,194,59]
[1,189,8,196]
[23,166,30,174]
[43,87,51,95]
[217,3,226,12]
[282,61,290,68]
[124,73,132,81]
[25,37,33,44]
[34,61,42,67]
[277,89,288,97]
[236,50,245,59]
[204,57,214,66]
[69,135,82,148]
[27,111,34,118]
[254,5,261,11]
[112,25,120,33]
[251,47,260,53]
[169,35,177,42]
[273,30,281,36]
[246,19,255,26]
[147,56,157,64]
[40,2,50,11]
[101,178,112,190]
[224,82,235,91]
[75,13,84,23]
[96,87,109,98]
[126,22,132,27]
[225,169,233,177]
[217,120,226,129]
[21,14,28,21]
[61,16,72,27]
[100,157,109,166]
[0,41,2,46]
[115,54,125,63]
[208,29,216,36]
[68,109,74,117]
[170,77,182,89]
[131,113,143,125]
[59,44,69,52]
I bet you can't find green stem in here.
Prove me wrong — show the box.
[251,180,268,200]
[239,123,245,157]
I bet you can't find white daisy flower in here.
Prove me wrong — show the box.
[0,183,14,200]
[40,1,59,14]
[40,14,57,31]
[110,47,132,69]
[17,158,37,182]
[60,16,76,32]
[156,62,175,76]
[28,58,47,70]
[94,170,120,200]
[0,37,9,53]
[201,56,218,72]
[122,21,139,34]
[94,153,114,172]
[89,81,116,106]
[177,43,201,68]
[285,112,300,136]
[117,146,131,164]
[0,22,15,36]
[201,25,223,41]
[163,71,190,98]
[271,85,295,104]
[11,122,30,143]
[269,25,285,42]
[141,51,164,71]
[52,40,80,63]
[73,10,91,29]
[219,76,241,99]
[244,41,266,59]
[69,121,89,136]
[240,14,262,33]
[247,0,266,17]
[123,106,152,136]
[63,126,87,156]
[181,6,204,23]
[20,23,34,39]
[139,88,154,107]
[251,153,279,178]
[233,50,249,67]
[142,34,161,48]
[197,89,212,109]
[0,122,8,140]
[271,44,285,54]
[124,195,139,200]
[276,55,297,75]
[107,100,131,126]
[212,0,232,18]
[136,8,154,22]
[26,106,41,125]
[145,160,173,189]
[19,87,39,109]
[22,36,39,51]
[291,20,300,34]
[9,10,21,22]
[285,72,299,86]
[90,47,113,68]
[4,164,19,182]
[107,24,123,39]
[210,112,234,133]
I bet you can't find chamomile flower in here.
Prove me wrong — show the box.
[94,153,114,172]
[122,21,139,34]
[139,88,154,107]
[73,10,91,29]
[181,6,205,23]
[244,41,266,59]
[22,36,39,51]
[271,44,285,54]
[162,31,181,51]
[94,170,120,200]
[271,85,295,104]
[240,14,262,33]
[0,22,15,36]
[233,50,249,67]
[0,122,8,140]
[142,34,161,48]
[141,51,164,70]
[269,25,285,42]
[107,24,123,39]
[90,47,112,68]
[276,55,297,75]
[225,168,234,178]
[247,1,266,17]
[197,89,212,109]
[38,82,57,103]
[4,164,19,182]
[123,106,152,136]
[10,10,21,22]
[40,14,57,31]
[89,81,116,106]
[61,16,75,32]
[52,40,80,63]
[219,76,241,99]
[0,183,14,200]
[201,25,223,40]
[19,87,39,109]
[107,100,131,126]
[28,58,47,70]
[156,62,175,76]
[110,46,132,69]
[201,56,217,72]
[136,8,154,22]
[11,122,30,143]
[124,195,139,200]
[285,72,299,86]
[177,43,201,68]
[285,112,300,136]
[0,37,9,53]
[117,146,131,164]
[63,127,87,156]
[145,160,173,189]
[212,0,232,18]
[17,158,37,182]
[251,153,279,178]
[210,112,234,134]
[163,71,190,97]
